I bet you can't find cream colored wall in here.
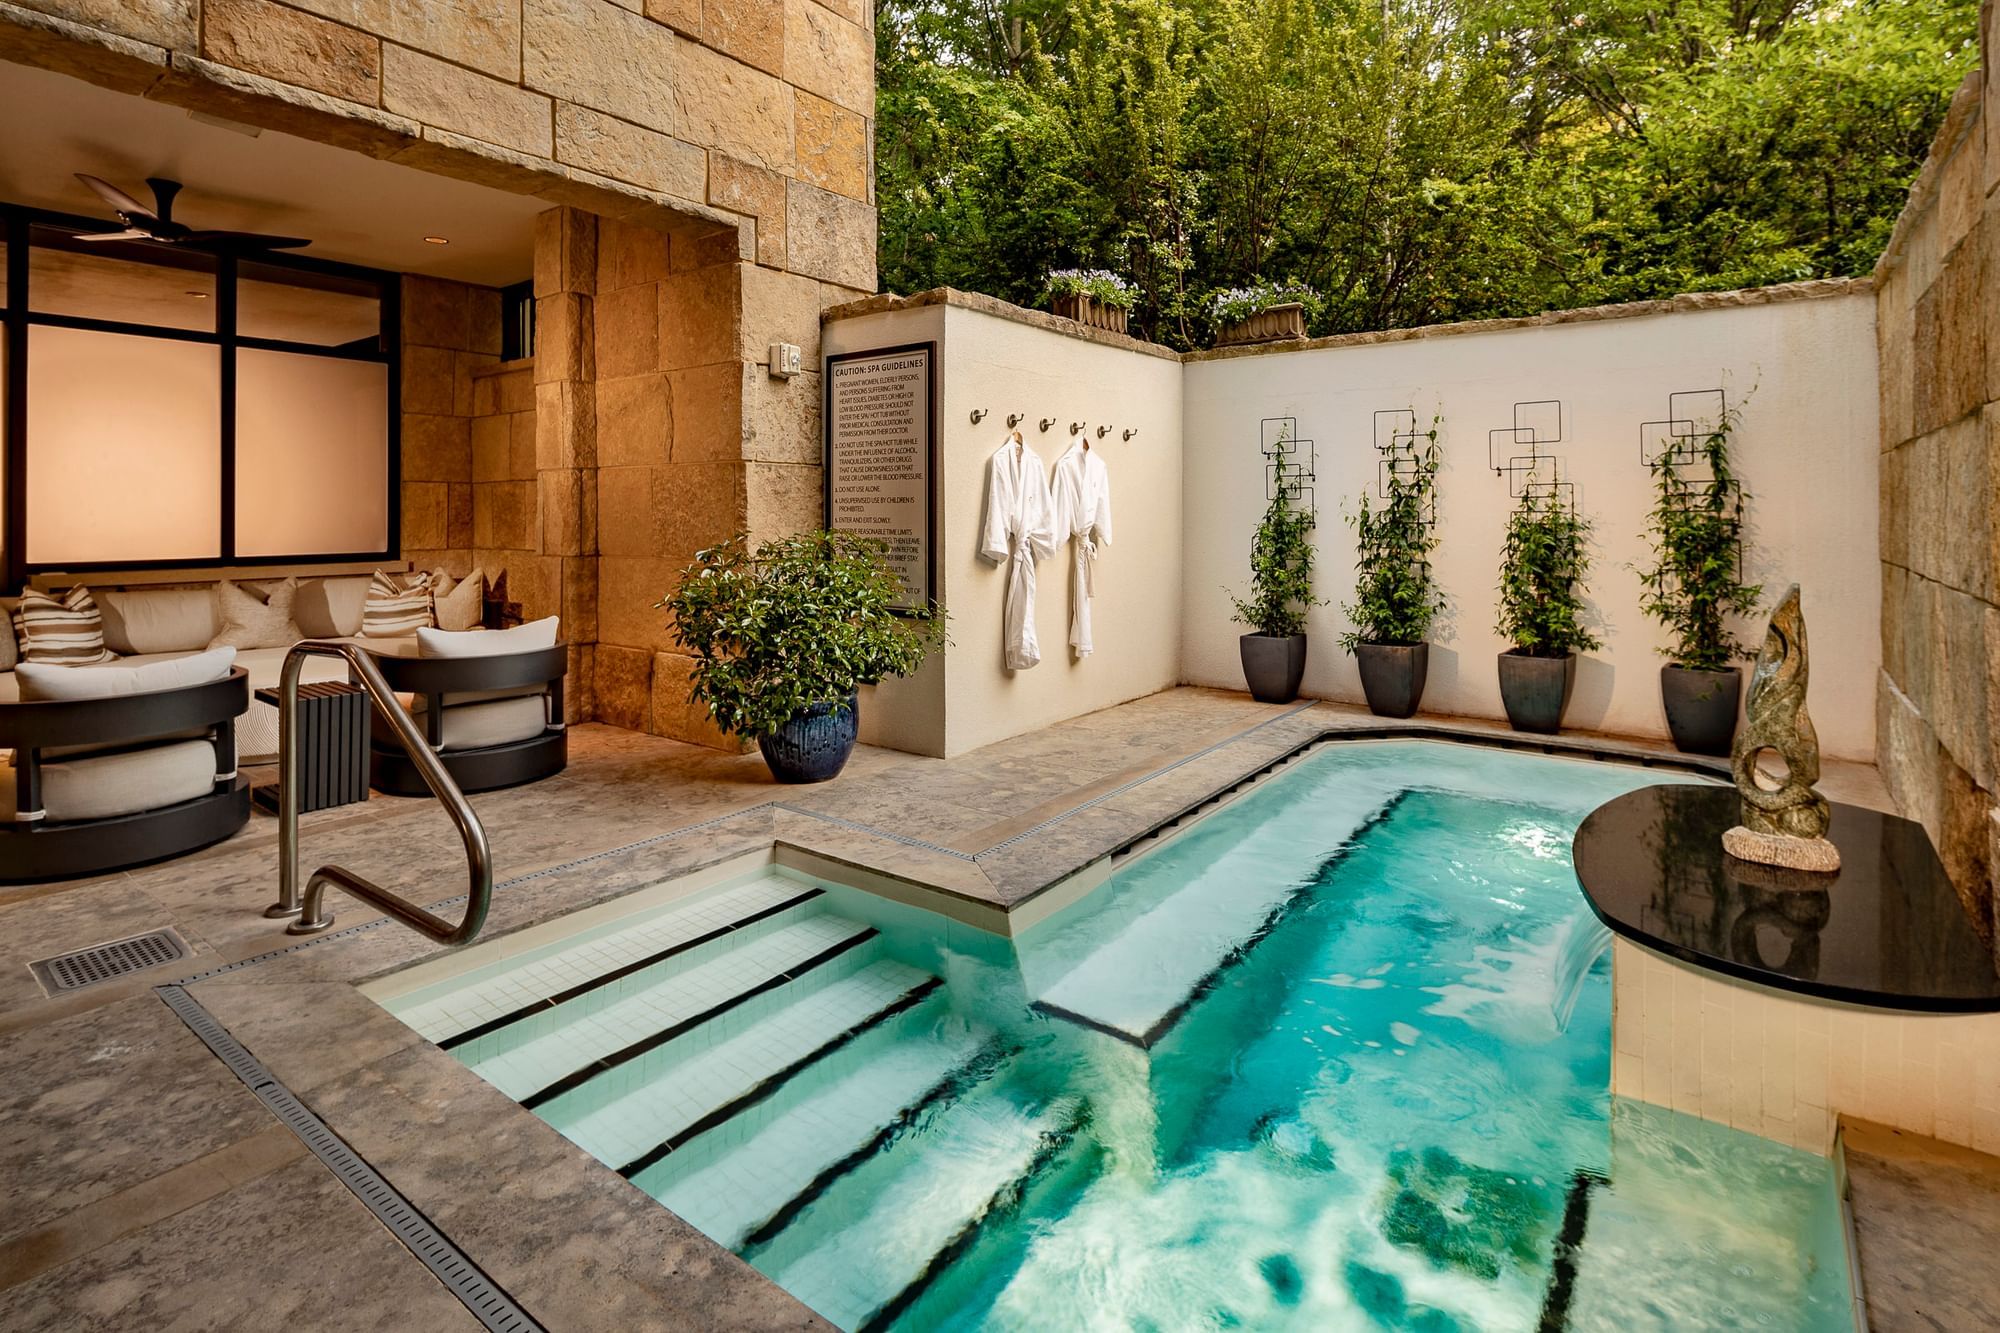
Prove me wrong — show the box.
[827,302,1185,757]
[1612,938,2000,1156]
[1180,290,1884,759]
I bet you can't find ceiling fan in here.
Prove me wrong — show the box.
[71,173,311,251]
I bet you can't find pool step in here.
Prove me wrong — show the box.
[394,874,825,1047]
[634,995,1005,1249]
[467,911,878,1105]
[1026,787,1394,1047]
[543,955,941,1172]
[747,1073,1088,1332]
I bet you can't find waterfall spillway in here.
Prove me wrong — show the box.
[1551,912,1614,1034]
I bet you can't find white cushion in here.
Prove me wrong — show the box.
[3,739,217,822]
[98,588,219,655]
[16,648,236,702]
[432,570,484,632]
[416,616,557,658]
[210,578,304,650]
[375,693,549,752]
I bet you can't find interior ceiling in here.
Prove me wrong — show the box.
[0,62,540,287]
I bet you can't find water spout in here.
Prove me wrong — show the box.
[1551,912,1613,1033]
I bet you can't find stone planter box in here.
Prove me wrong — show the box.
[1051,292,1129,336]
[1216,302,1307,347]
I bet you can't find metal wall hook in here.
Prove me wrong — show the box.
[1006,412,1023,428]
[1096,425,1112,439]
[1039,418,1055,432]
[1124,428,1139,441]
[970,408,988,424]
[1070,421,1084,435]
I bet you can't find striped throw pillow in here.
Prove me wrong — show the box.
[13,586,117,665]
[362,570,434,638]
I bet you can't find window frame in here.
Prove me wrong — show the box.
[2,202,401,591]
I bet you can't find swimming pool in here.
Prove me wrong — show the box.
[376,740,1856,1331]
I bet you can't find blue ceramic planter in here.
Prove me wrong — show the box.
[759,694,859,783]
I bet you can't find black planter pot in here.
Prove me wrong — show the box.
[1660,664,1743,756]
[759,694,859,783]
[1497,649,1577,734]
[1240,633,1308,704]
[1354,641,1429,719]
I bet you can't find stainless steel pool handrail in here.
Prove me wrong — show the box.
[264,641,493,943]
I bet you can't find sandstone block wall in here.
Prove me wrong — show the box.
[398,274,503,578]
[1875,10,2000,957]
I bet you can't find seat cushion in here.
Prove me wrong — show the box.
[4,739,218,822]
[372,693,548,753]
[16,647,236,701]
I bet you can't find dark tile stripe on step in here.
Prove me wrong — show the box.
[618,977,948,1180]
[520,926,877,1110]
[857,1101,1093,1333]
[1535,1167,1606,1333]
[736,1041,1015,1252]
[439,888,825,1051]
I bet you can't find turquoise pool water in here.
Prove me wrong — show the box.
[392,741,1856,1331]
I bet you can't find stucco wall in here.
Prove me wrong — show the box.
[1874,23,2000,950]
[824,298,1185,758]
[1180,287,1883,759]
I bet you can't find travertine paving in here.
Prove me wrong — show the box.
[0,690,1909,1328]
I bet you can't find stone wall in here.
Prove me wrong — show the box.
[0,0,878,286]
[398,274,503,578]
[1874,8,2000,955]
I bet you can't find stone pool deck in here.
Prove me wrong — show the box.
[0,687,1965,1329]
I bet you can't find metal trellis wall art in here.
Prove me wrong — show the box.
[1261,416,1316,514]
[1639,387,1745,579]
[1488,399,1574,508]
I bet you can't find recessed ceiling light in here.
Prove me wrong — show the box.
[423,236,450,245]
[186,291,208,299]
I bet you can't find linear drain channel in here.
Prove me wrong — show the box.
[29,927,191,995]
[157,985,545,1333]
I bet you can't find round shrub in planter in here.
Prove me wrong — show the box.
[1638,402,1761,756]
[660,532,945,783]
[1229,447,1320,704]
[1043,269,1136,336]
[1494,485,1599,734]
[1341,415,1443,719]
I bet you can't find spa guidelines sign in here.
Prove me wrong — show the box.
[824,342,938,611]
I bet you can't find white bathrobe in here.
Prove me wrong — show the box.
[1051,436,1114,658]
[980,434,1056,670]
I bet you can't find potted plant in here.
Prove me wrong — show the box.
[1638,405,1761,755]
[1043,268,1136,335]
[1494,485,1600,733]
[1209,280,1319,347]
[661,531,945,783]
[1339,416,1443,718]
[1228,453,1320,703]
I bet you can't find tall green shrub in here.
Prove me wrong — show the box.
[1341,416,1443,649]
[1495,486,1600,657]
[1638,406,1762,671]
[1228,454,1319,637]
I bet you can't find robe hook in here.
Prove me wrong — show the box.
[1070,421,1084,435]
[1039,418,1055,432]
[970,408,988,424]
[1006,412,1023,428]
[1096,425,1112,439]
[1124,428,1139,441]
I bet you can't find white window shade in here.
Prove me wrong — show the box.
[26,326,221,564]
[233,349,389,558]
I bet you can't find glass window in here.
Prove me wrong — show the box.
[28,226,215,331]
[234,348,389,557]
[238,261,381,348]
[26,325,221,564]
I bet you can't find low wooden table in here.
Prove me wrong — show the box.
[250,681,369,816]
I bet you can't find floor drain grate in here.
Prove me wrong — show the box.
[29,928,192,996]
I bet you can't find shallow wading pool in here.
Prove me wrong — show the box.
[371,741,1855,1331]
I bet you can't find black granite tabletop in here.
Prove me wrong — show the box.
[1572,783,2000,1012]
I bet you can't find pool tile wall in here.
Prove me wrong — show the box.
[1612,939,2000,1155]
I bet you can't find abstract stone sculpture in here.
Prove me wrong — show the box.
[1723,585,1840,873]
